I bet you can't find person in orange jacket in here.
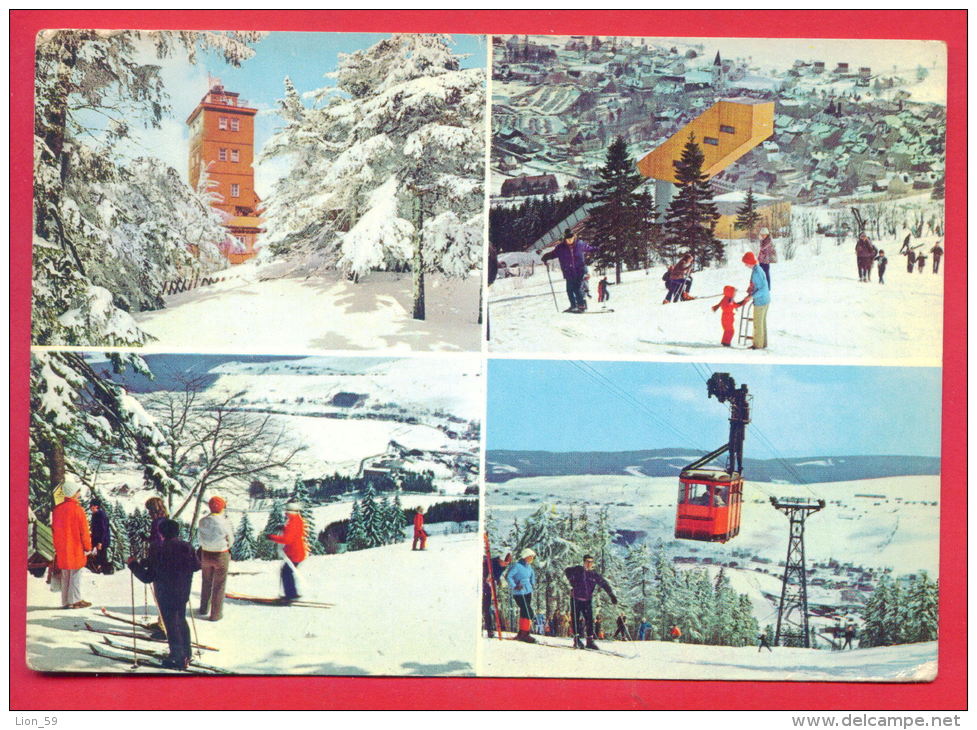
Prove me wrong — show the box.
[412,507,428,551]
[670,625,682,642]
[712,285,745,347]
[267,502,307,601]
[52,475,93,609]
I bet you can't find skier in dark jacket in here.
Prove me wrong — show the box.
[614,613,628,640]
[88,498,112,574]
[842,624,856,650]
[565,555,618,649]
[597,276,610,303]
[539,230,594,313]
[128,519,201,669]
[758,633,772,652]
[930,241,943,274]
[916,251,927,273]
[482,551,511,637]
[875,250,888,285]
[855,233,877,282]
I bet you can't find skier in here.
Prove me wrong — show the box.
[412,507,428,551]
[88,497,112,575]
[197,495,233,622]
[564,554,618,650]
[267,501,308,602]
[614,613,628,640]
[663,253,695,303]
[875,250,888,285]
[506,548,537,643]
[931,240,943,274]
[52,476,93,609]
[916,251,927,273]
[539,230,594,313]
[637,618,652,641]
[757,227,777,289]
[758,633,772,652]
[597,276,610,303]
[740,252,770,349]
[670,625,682,642]
[483,551,511,638]
[143,496,169,632]
[712,285,744,347]
[128,519,200,670]
[855,232,877,282]
[843,624,856,650]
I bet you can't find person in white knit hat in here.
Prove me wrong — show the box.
[51,475,93,608]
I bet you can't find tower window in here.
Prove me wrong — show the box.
[230,149,240,163]
[231,184,240,198]
[219,117,228,130]
[218,148,227,161]
[720,125,736,134]
[230,118,240,132]
[703,136,719,146]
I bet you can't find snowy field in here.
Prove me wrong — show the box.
[133,263,482,352]
[478,633,936,681]
[27,533,481,675]
[487,474,940,575]
[488,230,944,366]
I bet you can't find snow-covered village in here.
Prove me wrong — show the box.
[487,35,946,362]
[480,361,940,680]
[32,31,486,352]
[27,353,483,675]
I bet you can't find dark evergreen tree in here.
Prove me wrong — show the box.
[359,484,384,548]
[733,187,763,241]
[586,136,658,282]
[106,500,129,570]
[346,499,369,551]
[231,512,258,561]
[661,133,723,266]
[125,507,152,558]
[901,572,939,644]
[291,479,324,555]
[861,574,896,647]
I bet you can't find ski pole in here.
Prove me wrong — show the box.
[544,261,560,313]
[129,567,139,669]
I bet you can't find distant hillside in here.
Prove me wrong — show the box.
[486,449,940,484]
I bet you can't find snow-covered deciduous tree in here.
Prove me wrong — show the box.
[261,34,484,319]
[33,29,262,345]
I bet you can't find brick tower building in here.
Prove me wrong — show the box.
[187,83,262,264]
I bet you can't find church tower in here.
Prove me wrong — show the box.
[712,51,727,94]
[187,82,262,264]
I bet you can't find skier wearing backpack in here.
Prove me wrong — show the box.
[564,554,618,650]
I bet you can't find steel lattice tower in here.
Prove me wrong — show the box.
[771,497,825,647]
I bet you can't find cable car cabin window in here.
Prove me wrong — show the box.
[686,483,712,506]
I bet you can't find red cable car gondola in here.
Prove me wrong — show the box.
[674,373,750,543]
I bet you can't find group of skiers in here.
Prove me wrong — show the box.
[856,232,944,284]
[47,475,309,670]
[483,547,621,651]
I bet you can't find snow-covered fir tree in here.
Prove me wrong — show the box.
[291,479,325,555]
[902,572,938,643]
[346,499,369,551]
[586,136,658,282]
[231,512,258,561]
[125,507,152,558]
[661,133,723,266]
[33,29,263,346]
[105,500,129,571]
[261,34,484,319]
[257,501,287,560]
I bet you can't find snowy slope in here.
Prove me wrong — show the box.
[478,633,936,681]
[133,263,482,353]
[488,225,944,366]
[26,533,481,675]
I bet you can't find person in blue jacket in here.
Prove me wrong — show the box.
[507,548,537,643]
[539,230,594,313]
[740,251,771,349]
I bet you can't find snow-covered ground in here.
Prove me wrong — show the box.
[488,228,944,366]
[27,533,481,675]
[133,263,482,352]
[478,633,936,681]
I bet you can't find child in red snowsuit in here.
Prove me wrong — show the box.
[712,285,744,347]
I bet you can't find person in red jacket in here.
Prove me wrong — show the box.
[412,507,428,551]
[712,285,745,347]
[51,476,93,608]
[670,625,682,642]
[268,502,307,601]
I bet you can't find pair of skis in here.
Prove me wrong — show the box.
[224,592,333,609]
[89,638,230,674]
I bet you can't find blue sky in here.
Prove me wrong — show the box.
[487,360,943,458]
[124,32,486,196]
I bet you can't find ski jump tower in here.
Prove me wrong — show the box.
[770,496,825,647]
[187,82,263,264]
[636,98,775,217]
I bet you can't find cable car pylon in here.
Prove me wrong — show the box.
[770,496,825,647]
